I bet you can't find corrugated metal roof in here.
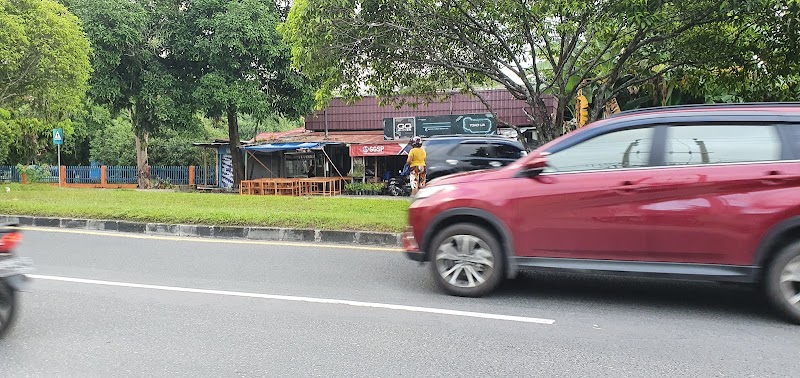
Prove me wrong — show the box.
[255,130,388,145]
[305,89,555,131]
[252,128,307,142]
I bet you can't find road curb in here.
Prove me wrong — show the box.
[0,215,402,247]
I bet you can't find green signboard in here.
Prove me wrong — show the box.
[52,128,64,145]
[384,114,496,140]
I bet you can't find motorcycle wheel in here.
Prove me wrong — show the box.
[0,283,17,339]
[389,186,402,197]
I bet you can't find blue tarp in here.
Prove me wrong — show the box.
[244,142,322,153]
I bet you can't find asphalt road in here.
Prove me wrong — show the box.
[1,228,798,377]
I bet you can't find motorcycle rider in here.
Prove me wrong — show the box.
[406,136,426,196]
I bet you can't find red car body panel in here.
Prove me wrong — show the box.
[406,104,800,271]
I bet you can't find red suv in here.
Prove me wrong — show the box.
[404,103,800,324]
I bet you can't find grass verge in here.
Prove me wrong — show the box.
[0,184,409,233]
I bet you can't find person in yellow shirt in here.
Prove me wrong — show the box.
[406,136,426,196]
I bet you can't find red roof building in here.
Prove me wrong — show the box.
[304,89,555,132]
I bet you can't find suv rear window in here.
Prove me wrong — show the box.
[450,143,493,158]
[492,143,523,159]
[665,125,781,166]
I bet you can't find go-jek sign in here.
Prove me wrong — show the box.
[349,143,408,157]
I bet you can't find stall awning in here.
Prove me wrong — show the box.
[349,143,410,157]
[244,142,322,153]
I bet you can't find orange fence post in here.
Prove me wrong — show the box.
[101,166,108,186]
[21,172,27,184]
[59,166,66,186]
[188,166,195,187]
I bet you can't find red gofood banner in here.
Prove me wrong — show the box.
[349,143,408,157]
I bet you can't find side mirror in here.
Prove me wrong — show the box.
[521,155,549,177]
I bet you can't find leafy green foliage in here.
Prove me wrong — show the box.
[16,163,51,183]
[0,0,91,164]
[0,105,75,164]
[282,0,760,142]
[0,108,17,164]
[88,114,136,166]
[89,112,225,167]
[149,128,207,167]
[0,0,91,114]
[675,0,800,102]
[345,182,386,194]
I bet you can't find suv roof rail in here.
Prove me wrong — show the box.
[425,134,513,139]
[610,102,800,118]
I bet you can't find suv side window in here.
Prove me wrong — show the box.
[665,125,781,166]
[783,125,800,159]
[450,142,493,158]
[492,143,524,159]
[420,140,451,158]
[546,127,654,173]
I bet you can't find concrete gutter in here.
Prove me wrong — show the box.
[0,215,402,247]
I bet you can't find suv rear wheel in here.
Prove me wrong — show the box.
[765,241,800,324]
[429,224,504,297]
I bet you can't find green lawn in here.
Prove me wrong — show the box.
[0,184,409,232]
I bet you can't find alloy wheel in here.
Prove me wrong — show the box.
[780,255,800,311]
[435,234,495,288]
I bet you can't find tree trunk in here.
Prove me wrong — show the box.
[590,93,607,122]
[535,97,565,143]
[553,100,566,137]
[134,128,151,189]
[227,104,245,188]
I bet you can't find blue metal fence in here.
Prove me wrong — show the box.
[150,166,190,185]
[107,166,138,184]
[194,166,217,186]
[0,165,57,183]
[4,165,215,186]
[0,166,20,182]
[65,166,101,184]
[41,166,59,183]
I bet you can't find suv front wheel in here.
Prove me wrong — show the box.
[429,224,504,297]
[765,241,800,324]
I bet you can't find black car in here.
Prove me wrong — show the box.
[422,135,527,181]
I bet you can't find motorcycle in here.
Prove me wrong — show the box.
[388,170,412,197]
[0,223,32,338]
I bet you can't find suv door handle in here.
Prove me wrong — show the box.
[612,181,643,194]
[761,170,792,185]
[446,160,458,165]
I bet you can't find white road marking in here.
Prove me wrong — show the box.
[29,274,556,325]
[17,226,401,252]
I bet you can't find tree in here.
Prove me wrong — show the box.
[596,0,800,113]
[0,0,91,163]
[89,113,136,166]
[65,0,195,187]
[282,0,747,143]
[1,105,75,165]
[676,0,800,102]
[50,100,114,165]
[0,108,17,164]
[169,0,315,187]
[0,0,91,113]
[89,112,225,167]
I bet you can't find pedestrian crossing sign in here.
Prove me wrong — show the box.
[52,128,63,145]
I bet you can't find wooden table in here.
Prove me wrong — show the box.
[298,177,353,196]
[240,177,352,196]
